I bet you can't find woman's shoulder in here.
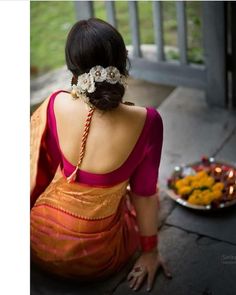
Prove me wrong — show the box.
[49,89,82,118]
[147,107,163,128]
[120,103,163,145]
[146,107,163,144]
[50,89,73,108]
[130,105,163,142]
[124,104,163,152]
[121,102,159,116]
[48,89,70,100]
[125,104,162,126]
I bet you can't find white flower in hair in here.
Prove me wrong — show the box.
[77,72,96,93]
[106,66,121,84]
[90,65,107,82]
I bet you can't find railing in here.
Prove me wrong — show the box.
[75,1,229,108]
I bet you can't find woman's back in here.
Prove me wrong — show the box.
[54,91,148,175]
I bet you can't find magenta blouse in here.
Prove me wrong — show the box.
[45,90,163,197]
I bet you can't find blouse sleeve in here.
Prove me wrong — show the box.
[129,109,163,197]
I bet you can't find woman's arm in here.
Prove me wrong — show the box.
[130,192,159,236]
[127,191,172,292]
[127,110,172,291]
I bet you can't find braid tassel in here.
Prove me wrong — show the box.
[66,165,79,183]
[66,107,95,183]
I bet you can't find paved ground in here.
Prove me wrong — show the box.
[30,69,236,295]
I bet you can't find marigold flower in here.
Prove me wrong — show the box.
[178,186,192,196]
[212,182,224,191]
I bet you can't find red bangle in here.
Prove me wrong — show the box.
[140,235,158,252]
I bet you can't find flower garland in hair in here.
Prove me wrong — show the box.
[71,65,127,101]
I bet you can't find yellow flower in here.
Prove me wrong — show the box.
[191,189,202,196]
[191,181,201,189]
[188,190,212,205]
[188,187,223,206]
[195,171,208,180]
[209,190,222,200]
[208,176,215,186]
[174,170,224,206]
[201,190,213,205]
[185,175,195,183]
[175,178,189,190]
[212,182,224,191]
[188,194,203,205]
[201,195,213,205]
[200,176,215,187]
[178,186,192,196]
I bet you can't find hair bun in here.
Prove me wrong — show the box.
[65,18,130,111]
[87,82,125,111]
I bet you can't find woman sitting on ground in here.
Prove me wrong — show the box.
[30,17,171,292]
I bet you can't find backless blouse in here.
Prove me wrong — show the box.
[46,90,163,196]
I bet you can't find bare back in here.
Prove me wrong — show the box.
[54,92,147,174]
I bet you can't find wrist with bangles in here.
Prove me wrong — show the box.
[128,234,159,287]
[139,234,158,253]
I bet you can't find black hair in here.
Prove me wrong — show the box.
[65,18,130,111]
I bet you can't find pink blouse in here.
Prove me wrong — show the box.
[45,90,163,196]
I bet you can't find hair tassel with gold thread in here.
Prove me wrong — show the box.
[66,107,95,183]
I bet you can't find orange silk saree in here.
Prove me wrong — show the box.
[30,96,140,280]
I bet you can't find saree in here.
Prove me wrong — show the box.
[30,94,141,280]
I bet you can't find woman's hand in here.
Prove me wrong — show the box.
[127,249,172,292]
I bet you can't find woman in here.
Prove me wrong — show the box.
[30,18,171,292]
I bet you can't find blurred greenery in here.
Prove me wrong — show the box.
[31,1,203,77]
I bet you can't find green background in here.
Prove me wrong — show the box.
[31,1,203,77]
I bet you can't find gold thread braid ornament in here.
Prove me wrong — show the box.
[66,107,95,183]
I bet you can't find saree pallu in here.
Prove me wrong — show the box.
[30,94,140,280]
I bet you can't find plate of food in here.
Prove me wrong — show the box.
[166,157,236,210]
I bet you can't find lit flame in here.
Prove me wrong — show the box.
[228,170,234,178]
[215,167,222,173]
[229,186,234,195]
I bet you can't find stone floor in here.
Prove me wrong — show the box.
[31,70,236,295]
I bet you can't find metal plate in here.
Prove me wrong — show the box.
[166,160,236,211]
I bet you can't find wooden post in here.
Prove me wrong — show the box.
[202,1,227,107]
[74,1,93,20]
[176,1,188,65]
[152,1,165,61]
[105,1,117,27]
[128,1,142,58]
